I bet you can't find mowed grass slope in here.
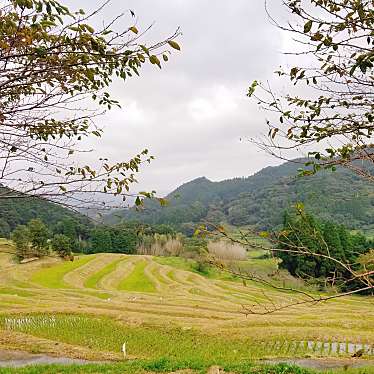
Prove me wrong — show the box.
[117,259,156,293]
[0,251,373,372]
[31,256,95,289]
[84,257,125,289]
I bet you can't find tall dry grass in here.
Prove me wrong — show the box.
[137,234,183,257]
[207,240,247,261]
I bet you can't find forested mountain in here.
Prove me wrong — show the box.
[105,159,374,233]
[0,186,92,237]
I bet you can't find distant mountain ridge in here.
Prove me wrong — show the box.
[106,158,374,233]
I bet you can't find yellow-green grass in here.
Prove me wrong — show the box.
[166,269,177,282]
[1,360,373,374]
[0,313,331,361]
[31,256,95,289]
[84,258,125,289]
[154,256,196,272]
[154,256,237,281]
[117,260,156,293]
[149,265,172,285]
[1,313,373,374]
[0,253,373,372]
[154,256,279,284]
[76,290,113,300]
[0,287,35,297]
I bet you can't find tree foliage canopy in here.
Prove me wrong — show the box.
[0,0,180,207]
[277,208,372,288]
[10,218,50,259]
[250,0,374,179]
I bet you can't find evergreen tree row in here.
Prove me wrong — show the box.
[277,209,372,290]
[8,217,178,260]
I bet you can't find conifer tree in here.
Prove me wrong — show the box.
[91,228,112,253]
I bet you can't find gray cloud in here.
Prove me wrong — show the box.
[67,0,287,196]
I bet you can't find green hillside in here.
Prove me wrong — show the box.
[0,186,92,237]
[105,159,374,233]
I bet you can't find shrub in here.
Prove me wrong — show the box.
[183,236,207,258]
[192,258,210,274]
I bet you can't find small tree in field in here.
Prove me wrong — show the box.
[249,0,374,179]
[0,0,181,207]
[51,234,72,258]
[10,219,49,259]
[28,219,50,256]
[11,225,31,260]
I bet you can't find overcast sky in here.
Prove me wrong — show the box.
[67,1,293,196]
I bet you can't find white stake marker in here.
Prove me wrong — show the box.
[122,342,127,359]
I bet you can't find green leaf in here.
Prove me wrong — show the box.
[83,24,94,33]
[167,40,181,51]
[247,80,258,97]
[304,20,312,33]
[295,202,305,212]
[140,45,150,55]
[130,26,138,34]
[149,55,161,68]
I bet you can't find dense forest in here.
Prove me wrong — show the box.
[2,159,373,240]
[0,187,92,238]
[277,210,373,291]
[105,159,374,234]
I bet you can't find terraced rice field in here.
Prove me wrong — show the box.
[0,251,373,369]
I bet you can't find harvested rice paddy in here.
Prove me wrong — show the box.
[0,251,372,373]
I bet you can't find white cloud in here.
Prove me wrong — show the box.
[64,0,287,197]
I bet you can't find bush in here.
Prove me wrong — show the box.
[183,237,207,258]
[0,219,10,238]
[192,258,210,275]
